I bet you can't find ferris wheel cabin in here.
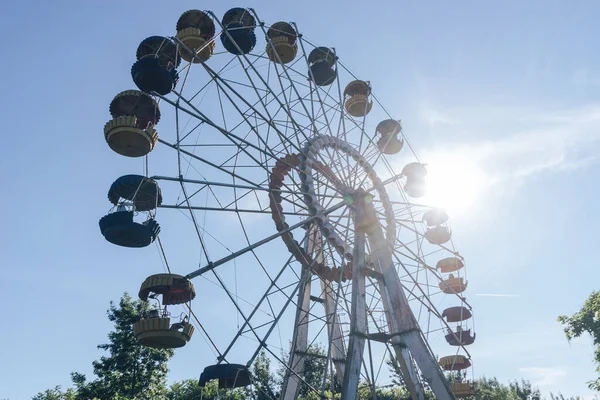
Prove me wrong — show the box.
[198,364,252,389]
[439,274,468,294]
[107,174,162,212]
[437,257,465,273]
[105,90,160,157]
[308,46,337,86]
[266,22,298,64]
[402,162,427,198]
[422,208,452,245]
[133,274,196,349]
[99,174,161,248]
[343,80,373,117]
[442,306,472,323]
[131,36,180,95]
[376,119,404,154]
[175,10,216,62]
[220,7,257,55]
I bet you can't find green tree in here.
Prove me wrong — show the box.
[301,344,332,397]
[33,293,174,400]
[386,355,405,387]
[473,377,511,400]
[251,350,280,400]
[509,379,541,400]
[470,377,542,400]
[167,379,246,400]
[386,355,436,398]
[277,345,420,399]
[558,291,600,391]
[166,379,203,399]
[71,293,174,399]
[276,344,344,399]
[548,394,585,400]
[31,386,76,400]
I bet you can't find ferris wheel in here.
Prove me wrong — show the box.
[99,7,476,400]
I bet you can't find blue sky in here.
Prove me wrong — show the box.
[2,1,600,399]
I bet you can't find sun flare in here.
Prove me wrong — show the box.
[420,152,488,216]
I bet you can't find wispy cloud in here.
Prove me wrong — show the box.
[404,102,600,217]
[420,103,600,184]
[419,104,456,126]
[573,69,600,87]
[395,101,600,227]
[475,293,522,298]
[519,366,567,387]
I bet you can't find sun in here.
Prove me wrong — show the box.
[419,152,488,216]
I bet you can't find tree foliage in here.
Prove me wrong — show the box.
[470,377,541,400]
[30,292,591,399]
[250,350,280,400]
[33,294,173,400]
[72,293,174,399]
[31,387,76,400]
[167,379,246,400]
[276,343,341,399]
[558,291,600,391]
[548,394,584,400]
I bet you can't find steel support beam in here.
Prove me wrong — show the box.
[363,201,456,400]
[341,195,368,399]
[372,265,424,399]
[320,279,346,384]
[281,226,317,400]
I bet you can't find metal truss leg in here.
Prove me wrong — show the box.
[341,199,368,399]
[374,274,425,399]
[364,201,456,400]
[320,278,346,384]
[281,227,317,400]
